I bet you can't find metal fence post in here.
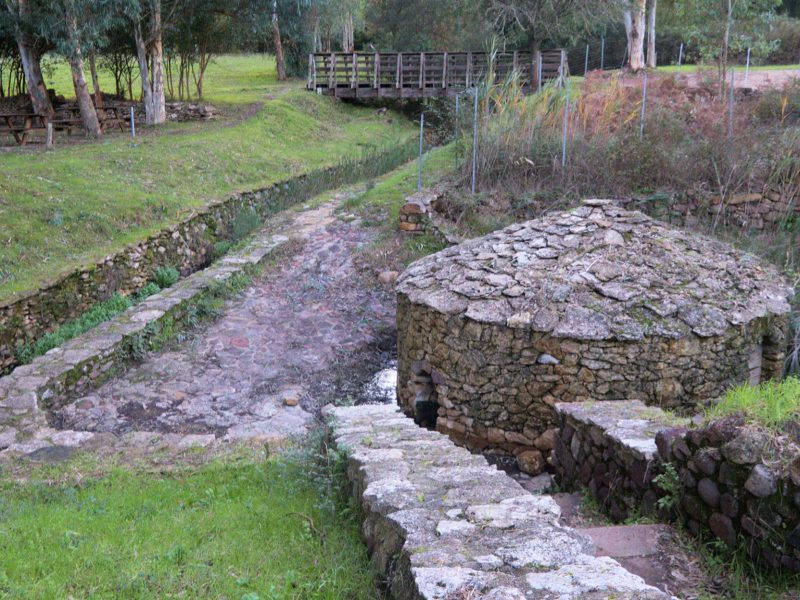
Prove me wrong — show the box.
[640,73,648,139]
[584,44,590,75]
[561,78,570,166]
[454,94,460,140]
[537,54,543,92]
[471,88,478,194]
[600,37,605,71]
[418,112,424,192]
[130,107,136,138]
[728,69,735,138]
[745,48,751,84]
[678,43,684,67]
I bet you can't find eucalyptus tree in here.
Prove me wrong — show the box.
[36,0,123,136]
[3,0,52,115]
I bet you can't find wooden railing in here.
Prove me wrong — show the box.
[307,50,568,99]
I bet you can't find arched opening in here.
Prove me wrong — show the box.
[410,360,438,430]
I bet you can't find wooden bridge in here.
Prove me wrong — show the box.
[307,50,568,99]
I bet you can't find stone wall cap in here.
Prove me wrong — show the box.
[397,202,793,340]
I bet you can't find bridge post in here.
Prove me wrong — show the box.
[328,52,335,91]
[466,52,473,89]
[396,53,402,89]
[442,52,448,91]
[374,53,380,90]
[351,52,357,89]
[419,53,425,90]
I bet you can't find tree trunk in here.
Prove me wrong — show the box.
[625,0,647,71]
[273,0,286,80]
[16,41,51,115]
[66,17,101,139]
[646,0,657,69]
[342,12,354,52]
[720,0,733,96]
[89,49,103,108]
[133,18,154,122]
[149,1,166,124]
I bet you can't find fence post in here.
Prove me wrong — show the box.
[600,37,605,71]
[561,78,570,166]
[537,54,543,91]
[584,44,590,75]
[471,88,478,194]
[130,107,136,138]
[678,43,684,67]
[640,73,648,140]
[745,48,751,84]
[45,121,53,149]
[418,112,424,192]
[728,69,735,138]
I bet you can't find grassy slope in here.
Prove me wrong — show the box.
[0,453,379,599]
[0,57,415,301]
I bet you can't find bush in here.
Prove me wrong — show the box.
[153,266,179,289]
[765,16,800,65]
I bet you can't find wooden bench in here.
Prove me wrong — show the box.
[0,103,129,145]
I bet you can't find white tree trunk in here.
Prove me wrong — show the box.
[149,2,167,125]
[647,0,657,68]
[625,0,647,71]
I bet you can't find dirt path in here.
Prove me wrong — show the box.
[4,191,397,462]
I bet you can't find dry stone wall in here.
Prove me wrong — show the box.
[620,189,800,234]
[552,401,800,574]
[0,232,290,425]
[396,200,793,475]
[0,143,416,374]
[325,403,669,599]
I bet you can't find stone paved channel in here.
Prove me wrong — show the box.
[1,193,395,459]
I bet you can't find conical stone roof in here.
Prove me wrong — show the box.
[397,200,793,341]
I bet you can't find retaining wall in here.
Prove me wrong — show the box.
[0,142,417,374]
[325,403,668,599]
[553,400,800,574]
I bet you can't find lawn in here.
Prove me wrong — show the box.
[43,53,279,106]
[0,450,379,600]
[0,60,416,302]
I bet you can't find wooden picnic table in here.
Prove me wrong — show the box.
[0,103,129,145]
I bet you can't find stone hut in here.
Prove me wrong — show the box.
[396,199,794,474]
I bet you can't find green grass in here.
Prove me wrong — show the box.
[706,377,800,428]
[43,53,280,105]
[0,451,379,600]
[0,84,415,302]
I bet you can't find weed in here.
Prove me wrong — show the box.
[653,463,681,511]
[134,282,161,303]
[153,266,180,289]
[15,293,134,364]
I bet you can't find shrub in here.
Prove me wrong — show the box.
[134,282,161,303]
[153,266,179,289]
